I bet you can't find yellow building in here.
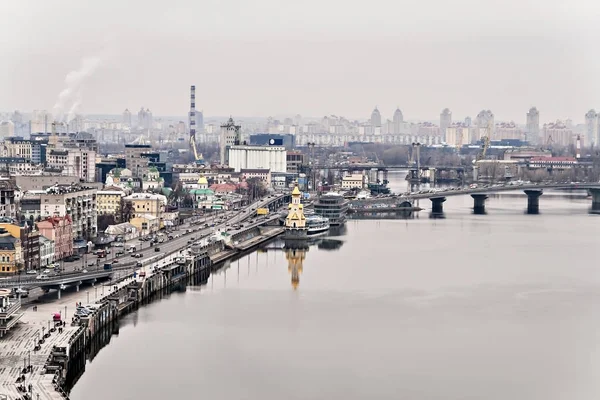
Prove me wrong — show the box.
[97,188,126,215]
[123,193,166,219]
[0,228,21,275]
[285,185,306,229]
[129,214,160,237]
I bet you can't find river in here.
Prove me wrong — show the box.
[71,172,600,400]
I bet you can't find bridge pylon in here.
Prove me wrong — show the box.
[524,189,543,214]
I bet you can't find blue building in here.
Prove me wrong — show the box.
[249,134,295,149]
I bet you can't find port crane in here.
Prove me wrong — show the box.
[476,119,494,161]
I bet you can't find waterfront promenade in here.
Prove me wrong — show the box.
[0,272,140,400]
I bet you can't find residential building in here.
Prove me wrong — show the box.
[0,228,22,275]
[0,223,40,271]
[370,107,382,128]
[495,122,524,141]
[129,214,159,236]
[97,188,125,216]
[440,109,452,139]
[228,145,286,173]
[123,109,132,127]
[341,173,366,189]
[39,235,55,267]
[46,148,96,182]
[585,109,598,147]
[526,107,540,143]
[286,151,305,173]
[14,175,80,192]
[445,124,470,147]
[542,121,576,147]
[240,168,271,185]
[36,216,73,261]
[125,144,152,178]
[0,180,16,220]
[39,185,98,240]
[123,193,166,219]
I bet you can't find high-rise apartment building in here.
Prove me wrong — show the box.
[440,108,452,140]
[526,107,540,143]
[123,109,132,127]
[392,108,404,134]
[370,107,382,127]
[46,148,96,182]
[39,185,98,240]
[125,143,152,178]
[585,109,598,147]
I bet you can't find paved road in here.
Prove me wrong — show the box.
[2,194,288,290]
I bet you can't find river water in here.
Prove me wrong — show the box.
[71,171,600,400]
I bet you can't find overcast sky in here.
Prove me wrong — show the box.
[1,0,599,123]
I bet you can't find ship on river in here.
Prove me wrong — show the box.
[313,192,349,226]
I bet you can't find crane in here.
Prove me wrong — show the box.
[190,135,205,164]
[476,119,494,161]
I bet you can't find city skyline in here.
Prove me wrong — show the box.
[1,1,599,122]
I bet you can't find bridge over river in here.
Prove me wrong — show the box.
[352,183,600,215]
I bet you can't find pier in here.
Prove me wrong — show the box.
[0,215,286,399]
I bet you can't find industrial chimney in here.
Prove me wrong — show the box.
[189,85,196,142]
[576,134,581,159]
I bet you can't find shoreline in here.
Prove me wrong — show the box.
[0,225,284,400]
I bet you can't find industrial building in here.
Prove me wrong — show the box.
[227,145,286,173]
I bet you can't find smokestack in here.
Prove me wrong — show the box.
[576,134,581,159]
[189,85,196,142]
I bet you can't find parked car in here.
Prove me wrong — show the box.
[154,247,160,252]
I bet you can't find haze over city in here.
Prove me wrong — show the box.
[2,0,600,121]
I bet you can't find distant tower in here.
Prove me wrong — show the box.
[122,109,132,127]
[137,107,146,129]
[576,135,582,159]
[585,109,598,148]
[219,117,241,165]
[464,116,472,127]
[392,107,404,134]
[526,107,540,143]
[370,107,382,127]
[440,108,452,139]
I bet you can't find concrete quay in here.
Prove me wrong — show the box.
[0,222,285,399]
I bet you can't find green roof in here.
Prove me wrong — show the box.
[190,189,214,195]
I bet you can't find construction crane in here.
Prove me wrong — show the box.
[476,119,494,161]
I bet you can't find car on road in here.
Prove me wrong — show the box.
[132,253,142,258]
[65,255,80,261]
[36,274,49,280]
[81,269,88,273]
[154,247,160,252]
[42,269,50,274]
[113,243,124,247]
[112,259,119,264]
[26,270,37,275]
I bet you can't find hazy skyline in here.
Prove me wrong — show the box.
[2,0,599,122]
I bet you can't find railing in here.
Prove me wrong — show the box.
[0,299,21,318]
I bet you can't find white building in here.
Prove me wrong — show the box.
[220,117,241,165]
[341,173,366,189]
[46,148,96,182]
[228,145,286,173]
[39,235,55,267]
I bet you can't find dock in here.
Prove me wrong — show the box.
[0,222,285,399]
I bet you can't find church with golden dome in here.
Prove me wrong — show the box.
[284,183,308,239]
